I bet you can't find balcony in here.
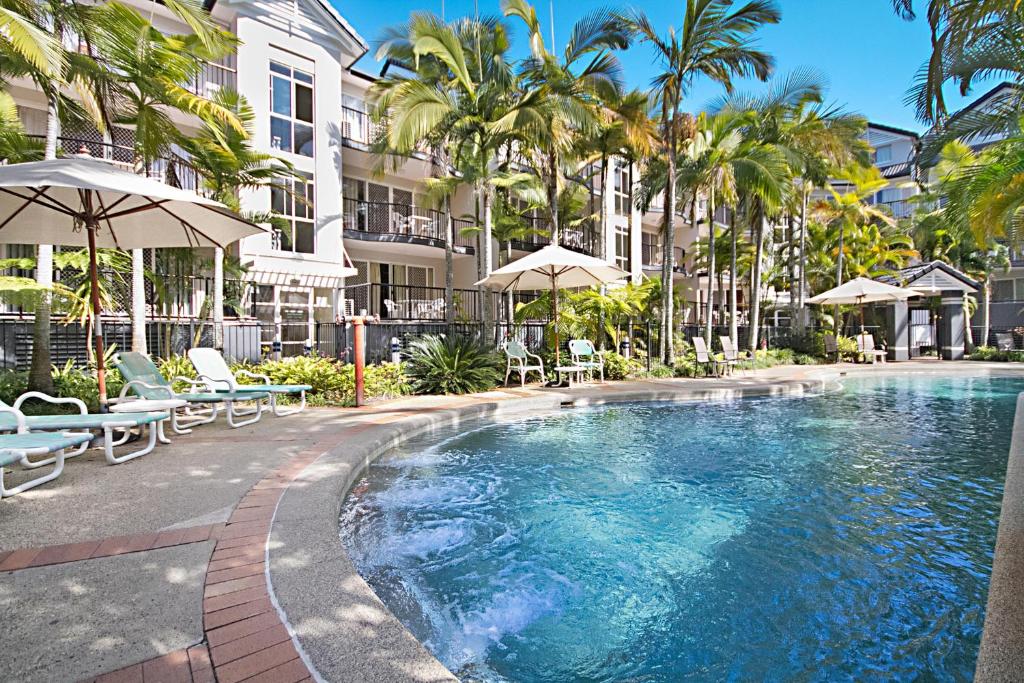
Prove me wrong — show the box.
[341,106,381,146]
[509,216,599,257]
[184,57,237,98]
[641,242,686,274]
[876,199,914,219]
[347,282,497,321]
[33,136,206,196]
[343,198,475,254]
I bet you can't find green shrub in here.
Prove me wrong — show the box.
[645,361,675,378]
[404,334,502,395]
[601,351,643,380]
[0,371,27,406]
[256,355,348,394]
[306,362,410,406]
[157,354,198,392]
[970,346,1024,362]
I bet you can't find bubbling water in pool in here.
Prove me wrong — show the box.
[341,375,1019,682]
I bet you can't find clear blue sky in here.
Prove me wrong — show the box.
[336,0,995,133]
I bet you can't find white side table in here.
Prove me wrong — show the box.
[554,365,587,387]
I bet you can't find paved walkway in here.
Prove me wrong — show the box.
[0,361,1014,682]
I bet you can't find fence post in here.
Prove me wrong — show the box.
[353,316,366,407]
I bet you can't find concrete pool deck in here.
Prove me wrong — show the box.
[0,361,1022,681]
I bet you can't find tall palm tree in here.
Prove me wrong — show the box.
[680,109,788,344]
[503,0,630,245]
[92,0,239,354]
[373,13,543,331]
[715,70,868,349]
[618,0,779,363]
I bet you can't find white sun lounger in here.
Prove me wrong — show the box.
[188,348,310,417]
[0,407,92,497]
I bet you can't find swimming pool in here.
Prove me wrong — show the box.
[340,375,1020,681]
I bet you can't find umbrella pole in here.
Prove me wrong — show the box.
[550,271,560,367]
[86,217,109,412]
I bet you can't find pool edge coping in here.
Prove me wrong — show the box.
[266,366,1024,682]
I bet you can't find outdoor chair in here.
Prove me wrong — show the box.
[823,333,841,363]
[115,352,269,432]
[718,336,744,375]
[692,337,726,377]
[188,347,310,417]
[0,392,170,465]
[995,332,1014,351]
[503,340,545,386]
[568,339,604,382]
[856,333,887,364]
[0,406,92,497]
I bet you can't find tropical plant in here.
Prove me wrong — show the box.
[618,0,780,363]
[404,334,502,394]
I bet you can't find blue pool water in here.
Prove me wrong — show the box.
[340,376,1021,681]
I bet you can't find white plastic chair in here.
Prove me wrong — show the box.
[568,339,604,382]
[857,333,887,363]
[503,340,545,386]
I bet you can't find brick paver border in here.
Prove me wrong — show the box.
[0,523,224,572]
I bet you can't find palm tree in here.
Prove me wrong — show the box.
[503,0,630,245]
[582,89,656,262]
[715,70,869,350]
[680,109,788,344]
[373,13,542,331]
[618,0,780,363]
[92,0,239,354]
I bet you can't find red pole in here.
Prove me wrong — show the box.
[353,316,365,407]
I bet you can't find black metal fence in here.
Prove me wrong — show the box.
[972,327,1024,350]
[0,319,261,370]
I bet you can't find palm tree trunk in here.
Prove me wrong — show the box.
[703,187,716,346]
[982,277,992,347]
[548,154,560,245]
[662,139,677,365]
[444,197,454,323]
[787,212,797,321]
[481,186,494,338]
[131,249,147,352]
[213,247,224,350]
[600,155,609,261]
[835,220,846,333]
[730,205,738,344]
[28,96,59,393]
[796,184,809,330]
[748,205,765,354]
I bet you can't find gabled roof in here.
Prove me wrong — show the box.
[875,260,979,292]
[879,160,914,179]
[868,122,921,139]
[208,0,368,53]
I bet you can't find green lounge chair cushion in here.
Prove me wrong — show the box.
[230,384,312,394]
[0,432,93,465]
[175,391,269,403]
[0,412,168,432]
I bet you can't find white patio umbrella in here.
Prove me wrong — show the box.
[807,277,919,330]
[0,157,268,409]
[475,244,627,365]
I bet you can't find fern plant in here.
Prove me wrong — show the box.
[404,335,502,395]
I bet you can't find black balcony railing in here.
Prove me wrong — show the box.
[346,282,498,321]
[343,198,476,253]
[508,216,598,256]
[341,106,383,146]
[35,136,206,196]
[876,199,913,219]
[641,243,686,273]
[184,58,237,97]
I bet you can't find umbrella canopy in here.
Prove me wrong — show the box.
[476,244,627,369]
[0,157,268,409]
[0,157,263,248]
[806,277,919,305]
[475,244,627,291]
